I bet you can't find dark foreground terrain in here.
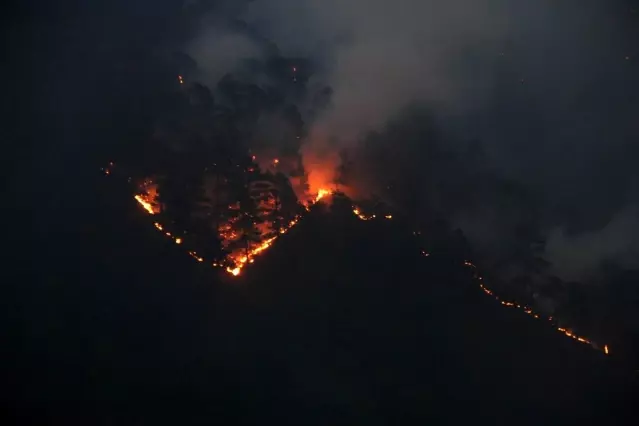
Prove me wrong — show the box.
[5,173,637,425]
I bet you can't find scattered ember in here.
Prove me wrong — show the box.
[135,200,302,276]
[463,260,605,353]
[133,186,301,276]
[112,164,612,354]
[351,201,610,356]
[108,164,303,277]
[352,207,375,221]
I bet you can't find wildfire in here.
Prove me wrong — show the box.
[222,217,302,275]
[137,206,300,277]
[462,262,606,353]
[119,164,614,356]
[114,162,303,277]
[352,207,375,221]
[348,200,611,357]
[133,190,301,277]
[135,195,155,214]
[316,188,331,202]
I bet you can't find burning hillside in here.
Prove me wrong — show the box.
[348,201,611,356]
[131,167,329,277]
[108,161,611,357]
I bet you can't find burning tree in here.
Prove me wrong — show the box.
[232,212,263,263]
[119,48,334,275]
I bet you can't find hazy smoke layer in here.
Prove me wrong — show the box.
[186,0,639,281]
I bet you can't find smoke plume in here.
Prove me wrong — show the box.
[184,0,639,281]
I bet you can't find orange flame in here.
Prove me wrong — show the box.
[460,261,604,352]
[316,188,331,202]
[135,195,156,215]
[352,206,375,221]
[126,163,612,355]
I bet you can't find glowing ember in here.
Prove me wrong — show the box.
[462,262,605,352]
[351,205,375,221]
[135,195,156,215]
[227,267,241,276]
[133,191,301,277]
[123,164,612,354]
[107,165,310,278]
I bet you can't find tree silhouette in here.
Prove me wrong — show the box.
[233,212,262,262]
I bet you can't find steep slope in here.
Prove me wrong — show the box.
[225,204,638,425]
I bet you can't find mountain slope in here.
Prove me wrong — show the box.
[6,177,637,425]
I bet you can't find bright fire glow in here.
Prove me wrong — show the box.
[352,206,375,221]
[119,164,304,277]
[227,267,241,276]
[604,345,609,355]
[316,188,331,202]
[135,195,156,215]
[134,193,301,277]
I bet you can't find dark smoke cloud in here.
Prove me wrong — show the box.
[240,0,638,282]
[183,0,639,282]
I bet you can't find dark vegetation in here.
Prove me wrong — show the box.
[5,171,637,425]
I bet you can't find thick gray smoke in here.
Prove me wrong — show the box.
[185,0,639,282]
[245,0,509,139]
